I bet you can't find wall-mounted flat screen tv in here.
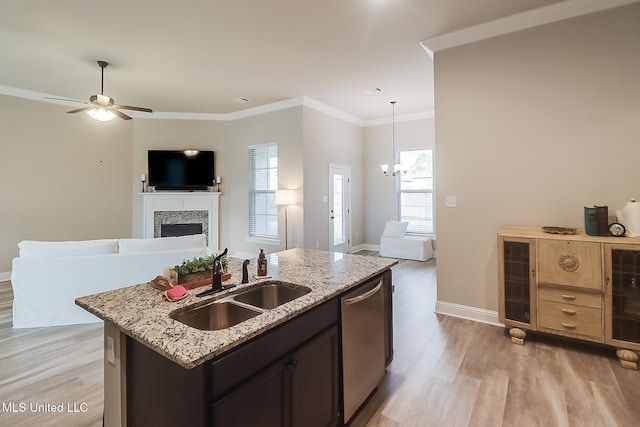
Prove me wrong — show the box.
[148,150,215,191]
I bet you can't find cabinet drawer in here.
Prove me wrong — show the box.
[538,300,602,339]
[538,287,602,309]
[537,240,602,290]
[209,299,338,400]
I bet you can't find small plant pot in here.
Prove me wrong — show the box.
[178,270,212,289]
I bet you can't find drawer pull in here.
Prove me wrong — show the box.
[561,294,576,300]
[561,308,576,315]
[561,322,576,329]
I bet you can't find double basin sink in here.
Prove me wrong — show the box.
[170,281,311,331]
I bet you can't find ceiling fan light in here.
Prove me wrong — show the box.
[87,108,117,122]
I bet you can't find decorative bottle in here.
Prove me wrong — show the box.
[257,249,268,277]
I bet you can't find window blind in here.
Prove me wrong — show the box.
[249,144,278,238]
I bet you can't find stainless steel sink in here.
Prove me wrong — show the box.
[170,301,262,331]
[233,281,311,309]
[170,281,312,330]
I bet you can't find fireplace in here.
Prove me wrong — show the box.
[141,192,220,251]
[154,210,208,243]
[161,223,203,238]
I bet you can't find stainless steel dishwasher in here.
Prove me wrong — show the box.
[341,276,385,423]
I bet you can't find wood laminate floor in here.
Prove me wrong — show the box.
[0,282,104,426]
[351,254,640,427]
[1,254,639,426]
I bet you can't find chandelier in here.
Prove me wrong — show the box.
[380,101,406,176]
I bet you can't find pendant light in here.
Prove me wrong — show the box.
[381,101,406,176]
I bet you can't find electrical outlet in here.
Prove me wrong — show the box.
[445,196,458,208]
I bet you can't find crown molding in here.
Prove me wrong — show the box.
[0,85,75,105]
[365,110,435,127]
[226,97,304,120]
[0,85,432,127]
[142,111,228,120]
[421,0,640,58]
[300,97,365,126]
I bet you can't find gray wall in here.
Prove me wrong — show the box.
[433,4,640,312]
[130,119,230,244]
[228,107,304,256]
[303,106,363,251]
[363,116,435,245]
[0,95,133,272]
[0,96,433,275]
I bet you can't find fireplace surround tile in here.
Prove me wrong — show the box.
[142,192,220,251]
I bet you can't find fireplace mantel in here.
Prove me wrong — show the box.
[141,192,220,251]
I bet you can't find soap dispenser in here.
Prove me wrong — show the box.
[257,249,268,277]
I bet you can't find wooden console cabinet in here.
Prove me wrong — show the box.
[498,226,640,370]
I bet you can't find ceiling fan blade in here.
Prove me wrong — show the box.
[45,96,87,104]
[111,108,132,120]
[67,107,93,114]
[114,104,153,113]
[53,61,147,121]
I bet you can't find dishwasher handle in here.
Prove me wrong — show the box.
[344,280,382,305]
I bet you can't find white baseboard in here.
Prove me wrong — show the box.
[0,271,10,283]
[435,300,503,327]
[352,244,379,253]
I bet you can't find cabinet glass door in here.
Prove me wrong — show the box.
[503,241,531,324]
[610,249,640,343]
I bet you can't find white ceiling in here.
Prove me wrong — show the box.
[0,0,568,122]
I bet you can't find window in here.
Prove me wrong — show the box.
[249,144,278,239]
[398,149,433,235]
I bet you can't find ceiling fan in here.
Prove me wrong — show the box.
[47,60,153,121]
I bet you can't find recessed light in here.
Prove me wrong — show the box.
[364,87,383,94]
[233,97,250,104]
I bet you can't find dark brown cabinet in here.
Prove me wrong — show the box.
[212,357,286,426]
[127,299,340,427]
[125,270,393,426]
[290,327,340,427]
[212,326,339,427]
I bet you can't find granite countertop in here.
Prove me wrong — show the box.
[76,248,397,369]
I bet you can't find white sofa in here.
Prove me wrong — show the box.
[11,234,207,328]
[379,220,433,262]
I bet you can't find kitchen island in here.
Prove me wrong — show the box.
[76,248,397,427]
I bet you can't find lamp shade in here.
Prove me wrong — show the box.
[87,108,116,122]
[275,189,297,206]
